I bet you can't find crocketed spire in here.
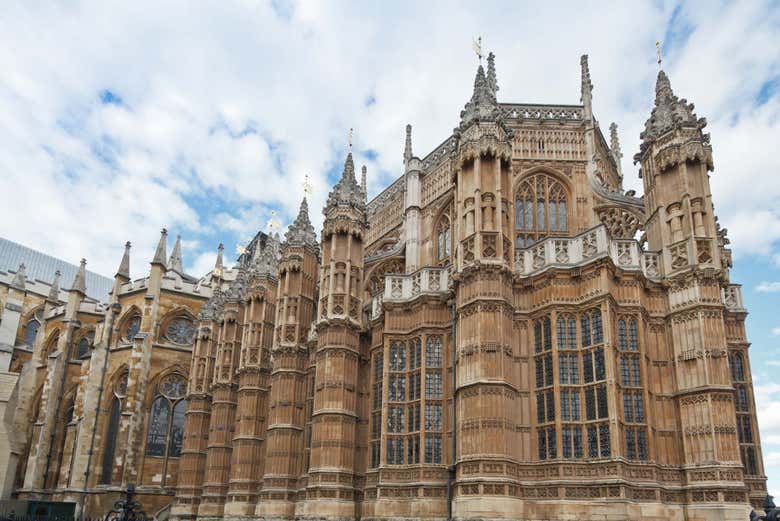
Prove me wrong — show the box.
[48,269,61,302]
[168,234,183,274]
[459,62,500,128]
[152,228,168,268]
[403,124,413,164]
[610,122,623,174]
[116,241,131,279]
[325,152,365,211]
[285,197,318,248]
[71,258,87,295]
[486,52,498,96]
[580,54,593,105]
[11,263,26,290]
[213,243,224,278]
[226,266,248,302]
[637,69,707,158]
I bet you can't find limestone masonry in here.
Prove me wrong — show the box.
[0,52,767,521]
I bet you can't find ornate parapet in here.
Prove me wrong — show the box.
[382,267,450,304]
[513,225,662,280]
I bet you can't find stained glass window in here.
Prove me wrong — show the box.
[581,314,591,347]
[146,397,170,456]
[425,404,442,431]
[24,318,40,346]
[123,315,141,341]
[408,434,420,464]
[100,397,121,484]
[390,341,406,370]
[515,173,568,248]
[731,353,745,382]
[425,434,442,463]
[387,438,404,465]
[425,372,442,399]
[145,373,187,461]
[387,406,405,432]
[425,337,442,367]
[388,376,406,401]
[736,386,749,412]
[165,317,195,345]
[410,338,421,369]
[75,334,93,359]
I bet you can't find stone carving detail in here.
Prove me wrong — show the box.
[670,242,688,270]
[644,253,660,278]
[696,239,712,264]
[617,242,632,266]
[554,240,569,263]
[532,244,545,269]
[391,278,403,299]
[582,232,598,258]
[482,234,497,258]
[598,207,641,239]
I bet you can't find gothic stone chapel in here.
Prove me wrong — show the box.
[0,51,766,521]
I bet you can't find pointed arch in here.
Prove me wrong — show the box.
[19,306,44,347]
[432,198,454,266]
[513,168,572,248]
[71,326,96,360]
[117,305,143,343]
[99,368,129,484]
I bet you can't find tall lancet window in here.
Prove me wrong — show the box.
[146,373,187,467]
[436,214,451,264]
[515,173,568,248]
[100,372,127,484]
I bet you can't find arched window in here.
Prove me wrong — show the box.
[73,332,94,359]
[122,314,141,342]
[100,372,127,484]
[164,317,195,345]
[731,353,745,382]
[145,374,187,459]
[515,173,568,248]
[23,311,42,347]
[436,215,451,263]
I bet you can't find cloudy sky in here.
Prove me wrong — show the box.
[2,0,780,496]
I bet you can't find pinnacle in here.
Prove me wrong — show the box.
[152,228,168,268]
[116,241,131,279]
[168,234,183,274]
[71,258,87,295]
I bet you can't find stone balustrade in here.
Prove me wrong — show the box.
[514,225,662,280]
[383,267,450,304]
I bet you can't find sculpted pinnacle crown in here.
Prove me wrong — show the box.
[325,151,365,212]
[285,196,318,248]
[636,69,708,161]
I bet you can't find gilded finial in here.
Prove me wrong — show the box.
[267,210,281,233]
[303,174,313,197]
[656,41,662,68]
[472,36,483,63]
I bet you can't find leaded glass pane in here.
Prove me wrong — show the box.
[100,397,121,484]
[168,399,185,457]
[388,376,406,401]
[618,319,627,350]
[594,348,605,381]
[425,372,442,399]
[124,315,141,341]
[24,319,40,346]
[592,311,603,344]
[160,374,186,399]
[587,426,598,457]
[390,341,406,370]
[165,317,195,345]
[581,314,591,347]
[387,406,405,432]
[146,397,170,456]
[425,434,442,463]
[599,424,611,457]
[425,336,442,367]
[425,404,442,431]
[543,317,552,351]
[628,319,638,351]
[583,352,594,383]
[410,338,421,369]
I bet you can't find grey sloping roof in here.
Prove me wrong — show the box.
[0,237,113,302]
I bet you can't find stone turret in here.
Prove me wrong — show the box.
[10,264,26,291]
[257,195,320,518]
[305,149,367,520]
[168,234,183,274]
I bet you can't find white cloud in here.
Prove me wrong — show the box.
[772,328,780,337]
[0,0,778,281]
[758,282,780,293]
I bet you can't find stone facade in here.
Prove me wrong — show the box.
[0,51,767,521]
